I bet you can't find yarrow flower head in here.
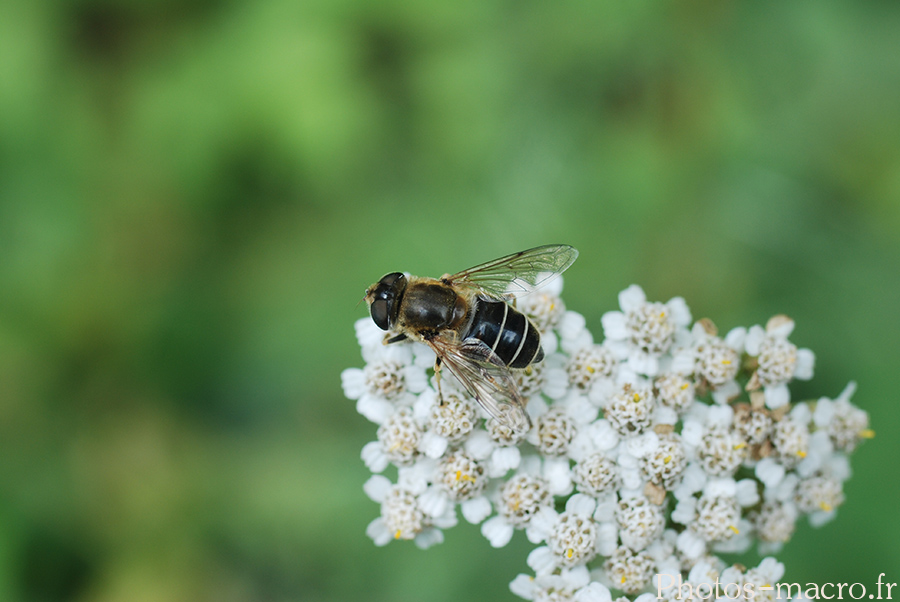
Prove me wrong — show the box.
[343,274,871,601]
[601,285,691,378]
[744,315,815,409]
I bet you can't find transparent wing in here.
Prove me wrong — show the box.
[444,244,578,301]
[426,336,532,433]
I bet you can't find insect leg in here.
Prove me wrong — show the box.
[434,356,445,406]
[384,333,408,345]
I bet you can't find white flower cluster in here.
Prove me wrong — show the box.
[342,282,873,601]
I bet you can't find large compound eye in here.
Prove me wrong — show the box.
[367,272,406,330]
[370,298,391,330]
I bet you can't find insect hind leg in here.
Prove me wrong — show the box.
[434,356,445,406]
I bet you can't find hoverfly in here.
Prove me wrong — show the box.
[363,244,578,433]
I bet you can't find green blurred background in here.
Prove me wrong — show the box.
[1,0,898,600]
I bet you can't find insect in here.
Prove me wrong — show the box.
[363,244,578,432]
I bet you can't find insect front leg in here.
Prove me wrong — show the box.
[383,333,408,345]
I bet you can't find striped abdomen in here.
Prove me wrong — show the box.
[463,300,544,369]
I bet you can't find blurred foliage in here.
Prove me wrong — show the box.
[1,0,899,600]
